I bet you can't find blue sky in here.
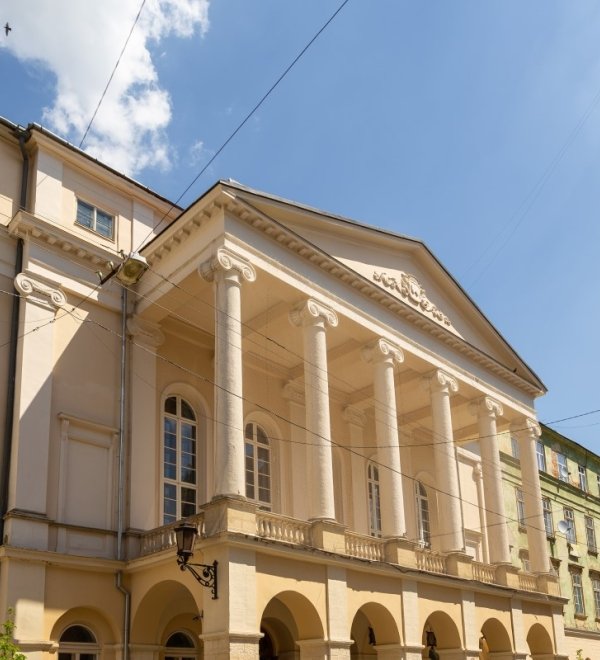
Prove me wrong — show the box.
[1,1,599,450]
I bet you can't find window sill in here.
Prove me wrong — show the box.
[574,613,587,621]
[588,549,598,557]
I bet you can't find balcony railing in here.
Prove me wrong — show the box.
[256,511,311,545]
[472,561,496,584]
[415,547,447,574]
[139,512,205,556]
[345,532,385,561]
[518,571,538,592]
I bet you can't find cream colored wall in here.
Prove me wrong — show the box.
[0,133,21,226]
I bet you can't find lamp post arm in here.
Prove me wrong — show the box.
[178,558,218,599]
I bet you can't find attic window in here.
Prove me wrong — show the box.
[76,199,114,239]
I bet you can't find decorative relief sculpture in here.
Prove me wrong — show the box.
[372,271,452,328]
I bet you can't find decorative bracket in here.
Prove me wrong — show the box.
[177,557,218,600]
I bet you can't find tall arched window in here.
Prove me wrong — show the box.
[164,632,196,660]
[245,422,271,508]
[163,395,198,524]
[415,481,431,547]
[367,461,382,538]
[58,625,98,660]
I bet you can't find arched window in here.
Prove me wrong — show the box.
[415,481,431,547]
[164,632,196,660]
[163,395,198,524]
[367,461,382,538]
[58,625,98,660]
[245,422,271,508]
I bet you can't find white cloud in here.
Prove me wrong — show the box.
[0,0,209,175]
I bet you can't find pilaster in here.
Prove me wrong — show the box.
[283,381,308,520]
[343,405,368,532]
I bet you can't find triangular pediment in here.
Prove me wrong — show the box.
[219,181,544,393]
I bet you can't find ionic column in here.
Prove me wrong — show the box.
[512,418,550,574]
[289,298,338,521]
[423,369,463,553]
[471,397,510,564]
[200,247,256,499]
[361,338,406,538]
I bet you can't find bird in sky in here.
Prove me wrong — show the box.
[4,23,11,36]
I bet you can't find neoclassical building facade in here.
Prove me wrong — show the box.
[0,116,569,659]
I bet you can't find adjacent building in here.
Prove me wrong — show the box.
[0,115,570,659]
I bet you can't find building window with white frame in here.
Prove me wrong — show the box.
[516,488,525,527]
[586,515,597,553]
[75,199,114,238]
[163,395,198,524]
[579,464,588,492]
[571,569,586,616]
[564,507,576,543]
[164,632,196,660]
[557,452,569,482]
[58,625,99,660]
[542,497,554,538]
[536,441,546,472]
[592,575,600,619]
[244,422,271,508]
[367,461,382,538]
[415,481,431,547]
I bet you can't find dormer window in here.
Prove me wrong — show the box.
[76,199,114,239]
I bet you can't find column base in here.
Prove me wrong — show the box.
[203,496,257,537]
[495,563,521,588]
[310,519,346,553]
[446,551,473,580]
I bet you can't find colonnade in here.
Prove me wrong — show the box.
[198,246,549,573]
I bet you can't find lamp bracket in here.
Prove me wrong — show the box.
[177,557,218,599]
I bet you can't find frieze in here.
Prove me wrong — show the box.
[372,271,452,328]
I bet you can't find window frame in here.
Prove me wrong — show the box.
[571,569,586,616]
[510,435,520,460]
[592,575,600,619]
[58,625,99,660]
[585,515,597,554]
[557,452,569,482]
[367,461,382,538]
[564,507,577,544]
[536,441,546,472]
[162,395,199,525]
[579,464,588,492]
[542,496,554,538]
[75,199,115,239]
[163,631,198,660]
[415,481,431,548]
[244,421,272,509]
[515,487,526,528]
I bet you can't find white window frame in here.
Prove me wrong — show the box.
[564,507,576,543]
[557,452,569,482]
[516,488,526,527]
[579,465,588,492]
[415,481,431,548]
[586,515,597,553]
[592,576,600,619]
[571,569,586,616]
[244,422,271,509]
[58,625,99,660]
[536,441,546,472]
[163,631,197,660]
[75,199,114,239]
[510,435,520,460]
[367,461,382,538]
[162,395,198,525]
[542,497,554,538]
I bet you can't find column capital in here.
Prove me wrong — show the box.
[361,337,404,365]
[469,396,503,419]
[289,297,338,328]
[282,381,305,405]
[422,368,458,395]
[510,417,541,441]
[342,405,367,428]
[14,272,67,310]
[127,315,165,349]
[199,246,256,283]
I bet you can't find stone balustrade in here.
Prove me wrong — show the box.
[415,547,447,574]
[518,572,538,592]
[344,531,385,561]
[139,512,205,556]
[473,561,496,584]
[256,511,311,545]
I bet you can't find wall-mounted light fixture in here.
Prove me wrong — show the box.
[174,522,218,599]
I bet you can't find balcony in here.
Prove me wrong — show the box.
[136,503,559,596]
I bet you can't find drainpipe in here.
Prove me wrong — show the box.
[0,129,30,542]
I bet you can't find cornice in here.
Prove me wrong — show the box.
[8,210,117,269]
[217,192,544,398]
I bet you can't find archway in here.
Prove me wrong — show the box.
[422,611,462,659]
[526,623,553,659]
[350,602,400,658]
[259,591,325,659]
[480,618,512,659]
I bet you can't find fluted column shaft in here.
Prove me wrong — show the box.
[473,397,510,564]
[290,299,338,521]
[201,248,256,499]
[425,370,463,552]
[362,339,406,537]
[513,418,549,574]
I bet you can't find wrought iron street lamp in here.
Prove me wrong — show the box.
[174,521,218,599]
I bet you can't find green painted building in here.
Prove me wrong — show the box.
[501,423,600,659]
